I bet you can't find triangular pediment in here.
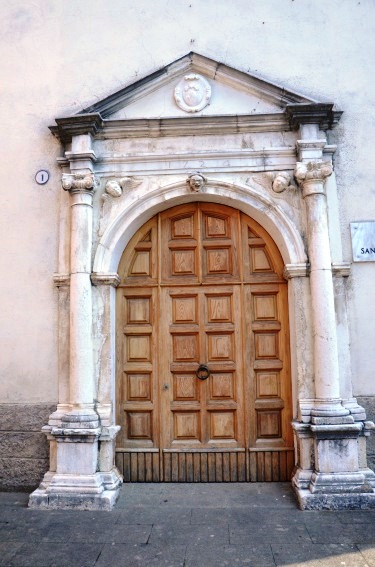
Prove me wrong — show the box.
[81,52,316,120]
[51,53,342,142]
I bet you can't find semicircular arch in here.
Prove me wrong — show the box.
[93,179,306,274]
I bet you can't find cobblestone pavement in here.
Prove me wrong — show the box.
[1,483,375,566]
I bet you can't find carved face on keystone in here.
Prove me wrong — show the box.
[188,174,205,192]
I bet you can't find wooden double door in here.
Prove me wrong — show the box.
[116,203,293,482]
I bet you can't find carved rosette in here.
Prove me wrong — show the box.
[294,161,333,197]
[62,173,98,193]
[174,74,211,113]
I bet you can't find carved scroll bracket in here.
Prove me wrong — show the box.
[294,161,333,197]
[61,173,99,194]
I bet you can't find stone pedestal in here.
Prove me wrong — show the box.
[293,420,375,509]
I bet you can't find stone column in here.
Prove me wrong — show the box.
[61,173,98,424]
[91,273,122,491]
[294,161,349,421]
[292,155,375,508]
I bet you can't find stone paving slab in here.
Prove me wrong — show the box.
[95,543,186,567]
[185,543,275,567]
[229,523,311,546]
[149,523,230,546]
[2,542,103,567]
[271,543,370,567]
[116,505,192,525]
[1,483,375,566]
[357,545,375,567]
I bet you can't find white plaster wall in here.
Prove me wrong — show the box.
[0,0,374,401]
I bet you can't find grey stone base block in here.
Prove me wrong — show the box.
[294,487,375,510]
[28,486,121,510]
[28,469,123,510]
[0,457,49,491]
[358,396,375,472]
[0,404,56,491]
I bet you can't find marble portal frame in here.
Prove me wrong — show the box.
[29,53,375,510]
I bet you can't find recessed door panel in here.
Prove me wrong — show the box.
[116,203,293,481]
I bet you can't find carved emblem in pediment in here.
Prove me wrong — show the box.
[174,73,211,113]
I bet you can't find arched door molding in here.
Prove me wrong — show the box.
[93,179,307,274]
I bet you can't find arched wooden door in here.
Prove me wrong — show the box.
[116,203,293,482]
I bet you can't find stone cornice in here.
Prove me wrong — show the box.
[51,113,291,143]
[285,103,343,131]
[50,113,104,143]
[283,263,309,279]
[332,263,351,277]
[53,274,70,287]
[50,108,342,144]
[64,150,97,164]
[91,273,121,287]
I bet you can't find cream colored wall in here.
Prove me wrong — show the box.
[0,0,374,401]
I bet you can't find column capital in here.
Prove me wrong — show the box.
[294,161,333,197]
[62,173,99,195]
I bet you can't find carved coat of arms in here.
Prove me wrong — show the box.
[174,73,211,113]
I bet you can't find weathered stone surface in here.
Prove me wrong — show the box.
[9,542,104,567]
[0,432,49,458]
[358,396,375,472]
[0,404,53,491]
[0,458,49,491]
[272,543,369,567]
[0,404,55,431]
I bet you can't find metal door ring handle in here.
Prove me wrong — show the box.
[196,364,210,380]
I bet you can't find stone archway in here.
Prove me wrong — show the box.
[92,180,309,457]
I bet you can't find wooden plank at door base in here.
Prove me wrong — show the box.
[249,448,294,482]
[162,450,247,482]
[116,448,293,482]
[116,449,160,482]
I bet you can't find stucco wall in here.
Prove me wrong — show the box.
[0,0,374,403]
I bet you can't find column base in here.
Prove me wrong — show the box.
[29,412,123,511]
[343,398,367,421]
[28,468,122,510]
[294,487,375,510]
[292,417,375,509]
[310,398,350,419]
